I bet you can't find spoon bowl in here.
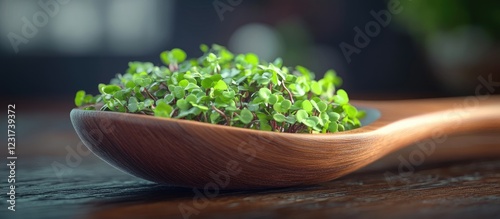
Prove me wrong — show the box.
[70,97,500,189]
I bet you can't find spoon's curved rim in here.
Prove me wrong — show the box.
[70,106,380,137]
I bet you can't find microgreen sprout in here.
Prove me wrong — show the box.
[75,44,364,133]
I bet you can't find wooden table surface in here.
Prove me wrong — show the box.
[1,103,500,219]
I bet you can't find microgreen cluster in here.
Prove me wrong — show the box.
[75,44,363,133]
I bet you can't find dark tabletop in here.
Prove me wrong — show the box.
[1,104,500,219]
[2,156,500,219]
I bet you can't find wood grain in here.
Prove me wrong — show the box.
[70,96,500,189]
[86,159,500,219]
[3,156,500,219]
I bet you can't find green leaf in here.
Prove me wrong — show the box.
[273,102,283,113]
[154,101,173,118]
[268,94,278,104]
[258,88,272,100]
[296,110,308,122]
[101,85,121,94]
[333,89,349,105]
[256,112,268,121]
[161,48,187,65]
[328,112,340,122]
[303,118,316,127]
[328,122,338,132]
[207,53,217,63]
[290,100,303,110]
[128,97,139,112]
[285,115,296,124]
[83,94,93,103]
[343,104,358,119]
[271,71,278,85]
[273,57,283,68]
[184,83,200,91]
[174,86,185,99]
[164,94,175,103]
[319,113,329,126]
[302,100,313,113]
[296,65,312,80]
[209,74,222,81]
[176,99,190,110]
[179,79,189,87]
[200,44,209,53]
[201,78,213,89]
[185,94,197,104]
[308,116,320,126]
[214,80,228,90]
[260,121,273,131]
[221,90,235,101]
[248,103,260,111]
[219,48,234,61]
[256,75,271,85]
[124,80,135,88]
[176,107,202,118]
[239,108,253,124]
[338,124,345,132]
[74,90,86,107]
[144,99,154,107]
[245,53,259,65]
[324,69,342,86]
[226,101,238,111]
[310,100,320,112]
[160,51,170,65]
[311,81,322,95]
[191,103,209,111]
[273,113,286,122]
[316,101,327,112]
[210,112,220,123]
[171,48,187,63]
[280,100,292,111]
[289,84,306,96]
[357,110,367,119]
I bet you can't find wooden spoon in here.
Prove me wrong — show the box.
[70,96,500,189]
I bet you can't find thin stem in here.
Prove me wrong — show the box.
[203,112,208,122]
[282,81,294,104]
[171,109,178,118]
[212,105,229,125]
[244,91,251,103]
[160,82,168,89]
[143,88,157,102]
[169,63,178,72]
[239,94,244,109]
[195,114,202,121]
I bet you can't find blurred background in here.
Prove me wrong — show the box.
[1,1,500,218]
[1,0,499,103]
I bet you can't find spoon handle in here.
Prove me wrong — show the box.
[369,96,500,153]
